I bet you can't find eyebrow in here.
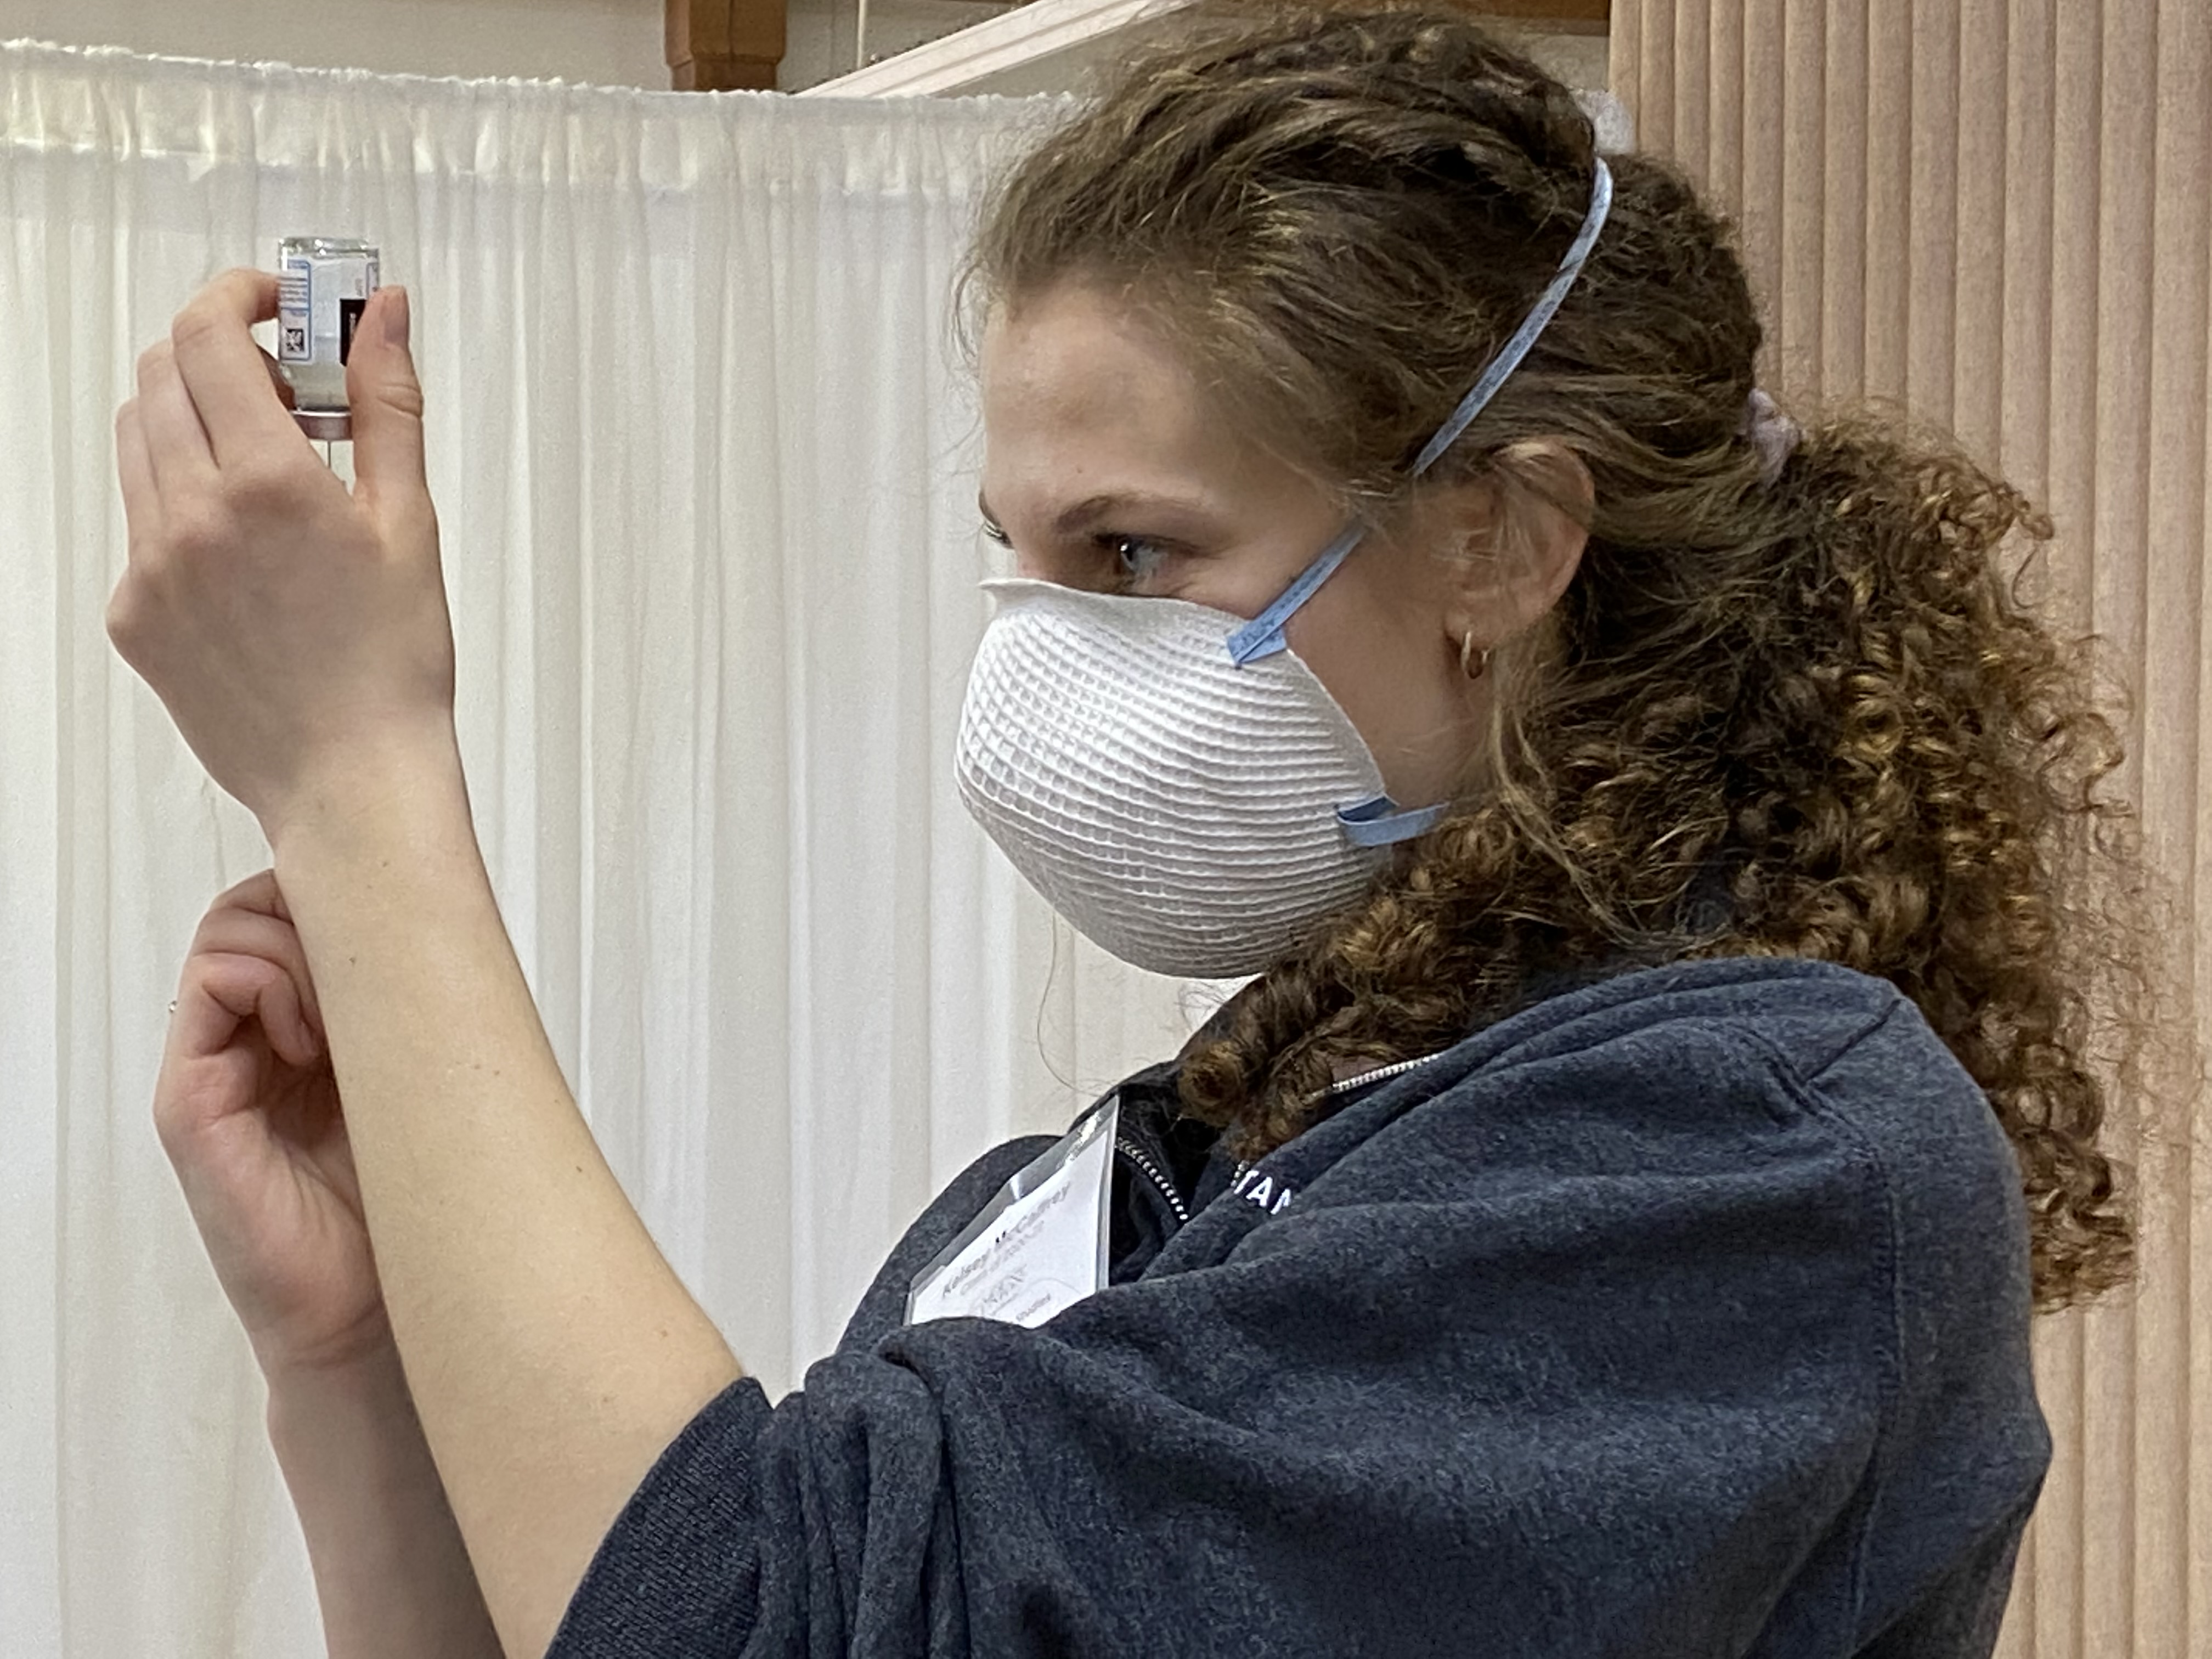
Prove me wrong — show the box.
[976,489,1215,538]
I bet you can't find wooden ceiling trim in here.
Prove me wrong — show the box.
[668,0,786,91]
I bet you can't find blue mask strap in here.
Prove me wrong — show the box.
[1409,156,1613,478]
[1226,519,1366,665]
[1336,794,1449,848]
[1226,155,1615,668]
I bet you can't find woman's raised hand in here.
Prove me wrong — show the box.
[108,273,456,845]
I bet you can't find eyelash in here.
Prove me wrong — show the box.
[979,520,1174,590]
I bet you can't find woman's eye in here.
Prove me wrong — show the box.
[1104,534,1171,585]
[980,517,1174,590]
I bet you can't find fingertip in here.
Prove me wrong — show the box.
[375,285,411,352]
[346,290,419,393]
[228,265,283,317]
[276,1008,322,1071]
[216,868,281,916]
[171,269,281,348]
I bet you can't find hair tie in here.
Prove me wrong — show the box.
[1741,387,1800,486]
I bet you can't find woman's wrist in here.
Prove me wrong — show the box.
[264,1333,505,1659]
[250,1301,401,1392]
[262,1323,410,1440]
[262,1329,434,1530]
[260,718,471,867]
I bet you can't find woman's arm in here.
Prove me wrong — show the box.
[144,870,512,1657]
[264,1340,504,1659]
[110,273,743,1659]
[271,744,744,1659]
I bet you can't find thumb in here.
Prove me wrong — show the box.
[346,286,431,533]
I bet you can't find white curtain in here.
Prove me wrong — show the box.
[0,42,1216,1656]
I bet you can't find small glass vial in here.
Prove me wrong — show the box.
[275,235,380,443]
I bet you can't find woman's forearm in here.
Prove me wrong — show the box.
[265,1341,504,1659]
[269,735,744,1659]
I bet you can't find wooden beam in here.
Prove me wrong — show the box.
[668,0,785,91]
[1476,0,1610,31]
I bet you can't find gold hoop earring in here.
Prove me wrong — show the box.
[1459,633,1490,680]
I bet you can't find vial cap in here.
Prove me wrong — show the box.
[292,408,352,442]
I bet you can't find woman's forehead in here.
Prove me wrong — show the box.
[978,287,1285,516]
[981,288,1209,433]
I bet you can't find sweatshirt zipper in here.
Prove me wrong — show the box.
[1327,1053,1442,1096]
[1227,1051,1446,1189]
[1126,1053,1447,1225]
[1115,1136,1192,1226]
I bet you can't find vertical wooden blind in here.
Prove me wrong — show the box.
[1610,4,2209,1655]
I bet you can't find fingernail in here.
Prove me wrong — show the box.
[382,286,410,348]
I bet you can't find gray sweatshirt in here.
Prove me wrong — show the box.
[548,957,2049,1656]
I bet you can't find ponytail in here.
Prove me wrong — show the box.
[1185,415,2147,1310]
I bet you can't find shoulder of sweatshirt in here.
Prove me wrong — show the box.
[1279,953,2018,1239]
[847,954,2025,1355]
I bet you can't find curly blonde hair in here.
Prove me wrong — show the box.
[965,2,2151,1308]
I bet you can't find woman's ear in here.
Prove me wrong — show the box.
[1439,438,1592,653]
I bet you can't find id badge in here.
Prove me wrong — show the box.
[905,1097,1120,1329]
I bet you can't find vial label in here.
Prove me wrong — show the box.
[278,258,313,363]
[275,238,380,439]
[309,253,377,362]
[275,240,379,384]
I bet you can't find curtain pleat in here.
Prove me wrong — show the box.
[1612,6,2212,1655]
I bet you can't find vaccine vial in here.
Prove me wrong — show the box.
[275,236,379,447]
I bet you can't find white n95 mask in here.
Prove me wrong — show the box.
[955,575,1440,977]
[955,157,1616,979]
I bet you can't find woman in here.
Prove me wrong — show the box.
[114,7,2144,1656]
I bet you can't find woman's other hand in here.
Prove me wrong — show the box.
[108,273,456,845]
[156,870,386,1377]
